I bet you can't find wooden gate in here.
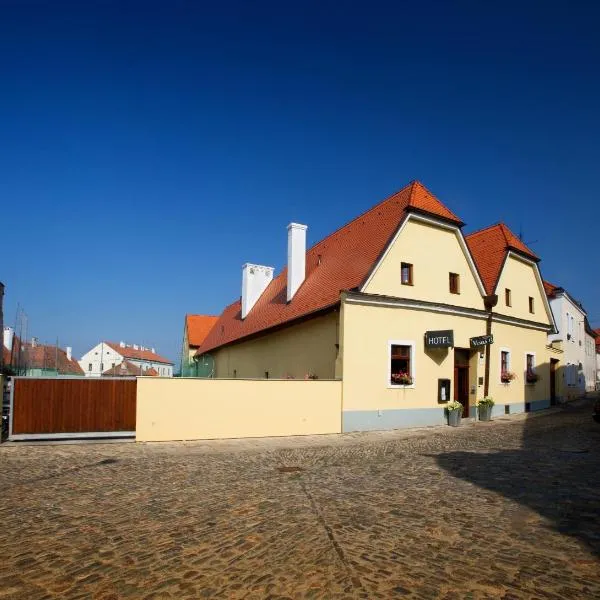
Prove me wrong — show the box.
[9,377,137,440]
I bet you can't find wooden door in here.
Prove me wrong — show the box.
[454,349,470,417]
[550,359,558,405]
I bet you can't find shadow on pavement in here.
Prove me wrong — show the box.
[435,398,600,558]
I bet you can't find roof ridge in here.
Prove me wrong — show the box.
[304,181,416,255]
[465,222,505,238]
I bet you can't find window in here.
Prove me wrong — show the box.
[500,349,512,382]
[88,363,92,372]
[505,288,511,307]
[526,353,536,383]
[389,341,415,387]
[265,371,269,379]
[401,262,413,285]
[529,297,534,314]
[100,363,104,371]
[449,273,460,294]
[233,369,237,378]
[111,363,115,369]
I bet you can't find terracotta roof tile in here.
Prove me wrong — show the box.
[543,280,561,298]
[4,341,85,375]
[104,342,173,365]
[102,360,158,376]
[185,315,219,347]
[199,181,463,354]
[466,223,538,296]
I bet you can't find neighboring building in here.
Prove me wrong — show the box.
[595,329,600,388]
[102,361,159,377]
[3,330,84,376]
[79,341,174,377]
[544,281,594,398]
[181,315,219,377]
[192,181,558,431]
[584,319,597,392]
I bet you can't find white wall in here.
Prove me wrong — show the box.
[128,358,173,377]
[547,294,587,396]
[79,342,124,377]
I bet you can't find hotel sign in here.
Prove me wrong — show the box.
[424,330,454,348]
[470,334,494,348]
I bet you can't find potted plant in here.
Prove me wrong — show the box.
[391,371,413,385]
[501,370,516,384]
[446,400,463,426]
[476,397,494,421]
[526,372,539,384]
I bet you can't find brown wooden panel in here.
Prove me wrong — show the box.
[12,378,137,434]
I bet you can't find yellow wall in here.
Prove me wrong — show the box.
[363,219,484,310]
[212,311,339,379]
[487,321,553,407]
[341,300,487,412]
[495,254,551,324]
[136,378,342,441]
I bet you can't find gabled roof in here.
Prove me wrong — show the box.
[104,342,173,365]
[198,181,463,354]
[543,280,561,298]
[185,315,219,347]
[16,342,84,375]
[466,223,539,295]
[594,329,600,349]
[102,360,158,377]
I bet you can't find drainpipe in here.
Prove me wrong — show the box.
[483,294,498,398]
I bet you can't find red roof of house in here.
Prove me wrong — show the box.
[102,361,159,376]
[198,181,463,354]
[185,315,219,347]
[543,280,561,298]
[465,223,539,296]
[7,341,85,375]
[104,342,173,365]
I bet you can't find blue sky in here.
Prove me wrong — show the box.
[2,1,599,365]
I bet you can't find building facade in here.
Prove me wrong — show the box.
[79,341,174,377]
[189,181,563,431]
[181,315,219,377]
[544,282,595,398]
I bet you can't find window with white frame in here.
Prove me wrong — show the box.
[389,341,415,387]
[500,349,513,383]
[525,353,537,383]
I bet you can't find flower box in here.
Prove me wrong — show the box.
[391,372,413,385]
[500,371,516,383]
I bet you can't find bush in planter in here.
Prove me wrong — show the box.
[476,397,494,421]
[446,400,463,426]
[526,372,539,384]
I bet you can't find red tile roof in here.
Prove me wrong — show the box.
[185,315,219,347]
[466,223,539,296]
[102,360,158,376]
[595,329,600,349]
[543,280,561,298]
[104,342,173,364]
[5,341,85,375]
[198,181,463,354]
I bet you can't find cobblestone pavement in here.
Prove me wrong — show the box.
[1,400,599,599]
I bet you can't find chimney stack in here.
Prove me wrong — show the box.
[287,223,307,302]
[241,264,274,319]
[66,346,72,361]
[30,337,38,348]
[3,326,14,353]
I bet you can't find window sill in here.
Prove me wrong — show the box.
[388,383,416,390]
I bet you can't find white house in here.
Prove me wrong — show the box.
[78,341,174,377]
[545,282,595,398]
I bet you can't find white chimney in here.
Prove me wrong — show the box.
[133,344,139,350]
[30,337,38,348]
[241,263,274,319]
[287,223,307,302]
[66,346,72,361]
[119,340,126,348]
[3,327,14,352]
[151,347,155,353]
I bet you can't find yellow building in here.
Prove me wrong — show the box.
[193,181,559,431]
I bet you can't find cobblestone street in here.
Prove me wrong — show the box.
[1,400,599,599]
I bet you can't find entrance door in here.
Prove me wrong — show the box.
[550,359,558,406]
[454,349,470,417]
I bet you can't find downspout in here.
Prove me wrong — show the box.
[483,294,498,398]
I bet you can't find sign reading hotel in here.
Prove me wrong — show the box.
[470,334,494,348]
[424,330,454,348]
